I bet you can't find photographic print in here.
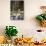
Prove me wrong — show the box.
[10,0,24,20]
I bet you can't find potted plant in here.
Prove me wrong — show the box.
[36,6,46,27]
[36,14,46,27]
[5,26,18,43]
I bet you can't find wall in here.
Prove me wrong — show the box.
[0,0,46,38]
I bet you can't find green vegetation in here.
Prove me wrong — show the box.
[36,14,46,21]
[5,26,18,39]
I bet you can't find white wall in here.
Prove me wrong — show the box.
[0,0,46,38]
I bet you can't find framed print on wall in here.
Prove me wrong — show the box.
[10,0,24,20]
